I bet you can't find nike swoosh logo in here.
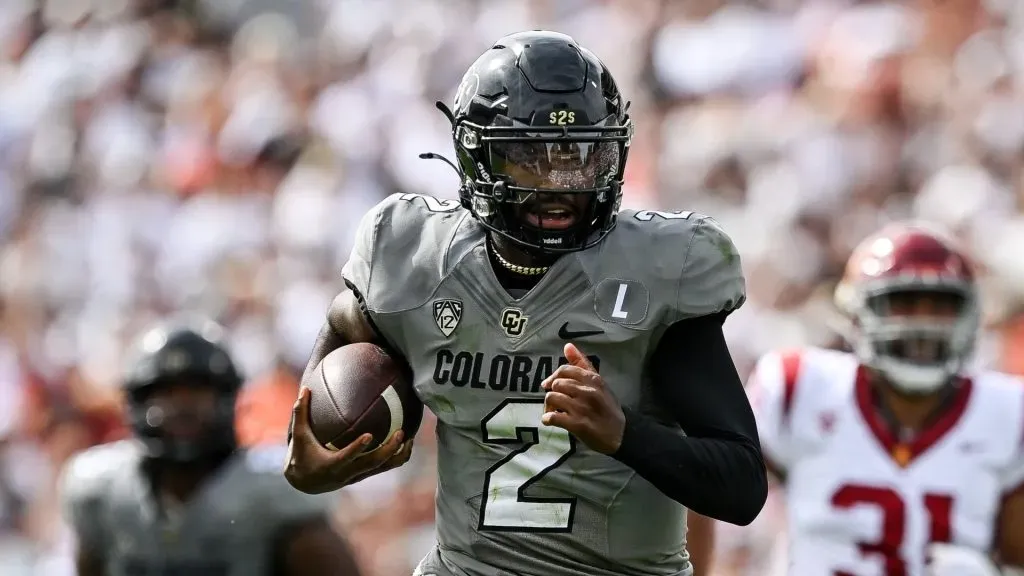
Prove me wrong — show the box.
[558,322,604,340]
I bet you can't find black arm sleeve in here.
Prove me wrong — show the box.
[611,312,768,525]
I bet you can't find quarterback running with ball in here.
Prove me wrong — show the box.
[284,30,768,576]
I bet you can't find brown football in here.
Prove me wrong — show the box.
[307,343,422,452]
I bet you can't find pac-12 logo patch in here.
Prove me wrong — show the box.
[500,307,528,338]
[433,299,463,337]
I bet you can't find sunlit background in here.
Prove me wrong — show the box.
[2,0,1024,574]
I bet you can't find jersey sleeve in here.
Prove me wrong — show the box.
[340,193,461,321]
[1002,453,1024,495]
[340,195,385,300]
[999,386,1024,494]
[746,350,803,476]
[58,446,120,553]
[676,216,746,320]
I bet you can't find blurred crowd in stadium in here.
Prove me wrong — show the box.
[2,0,1024,574]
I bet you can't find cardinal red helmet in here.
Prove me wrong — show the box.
[834,222,978,394]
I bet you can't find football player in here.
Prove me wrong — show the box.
[747,223,1024,575]
[59,320,363,576]
[284,30,768,576]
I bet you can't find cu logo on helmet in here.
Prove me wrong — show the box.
[500,308,528,338]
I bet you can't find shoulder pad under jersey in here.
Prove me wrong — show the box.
[747,347,859,473]
[342,193,474,315]
[966,370,1024,493]
[596,209,746,324]
[59,440,142,549]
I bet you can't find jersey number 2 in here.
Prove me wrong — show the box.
[399,193,460,212]
[478,399,577,532]
[633,210,692,222]
[831,484,953,576]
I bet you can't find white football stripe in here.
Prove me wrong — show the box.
[381,385,404,441]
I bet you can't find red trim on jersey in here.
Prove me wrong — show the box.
[854,367,974,468]
[779,350,802,429]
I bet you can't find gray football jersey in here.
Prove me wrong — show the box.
[59,441,334,576]
[343,193,745,576]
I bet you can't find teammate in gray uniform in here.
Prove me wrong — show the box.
[284,30,767,576]
[60,320,362,576]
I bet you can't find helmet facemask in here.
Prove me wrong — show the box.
[849,283,978,394]
[443,30,633,255]
[456,115,631,255]
[127,376,239,465]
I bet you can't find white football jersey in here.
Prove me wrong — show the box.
[748,347,1024,576]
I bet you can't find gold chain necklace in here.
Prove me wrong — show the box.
[490,245,549,276]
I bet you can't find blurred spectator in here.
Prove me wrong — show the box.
[236,359,299,447]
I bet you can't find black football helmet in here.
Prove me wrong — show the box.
[122,320,243,463]
[445,30,632,254]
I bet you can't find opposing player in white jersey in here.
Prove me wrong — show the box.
[748,222,1024,576]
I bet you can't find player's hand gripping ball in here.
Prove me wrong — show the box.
[541,343,626,454]
[305,343,421,452]
[283,344,420,494]
[284,387,414,494]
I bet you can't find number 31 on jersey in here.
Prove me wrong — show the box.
[478,399,577,532]
[833,483,953,574]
